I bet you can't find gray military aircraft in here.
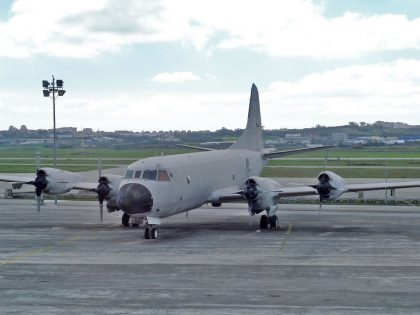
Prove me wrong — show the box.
[0,167,121,221]
[3,84,420,240]
[81,84,420,239]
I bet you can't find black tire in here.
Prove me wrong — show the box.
[269,215,279,229]
[151,227,158,239]
[260,215,269,229]
[144,227,151,239]
[121,213,130,227]
[131,223,140,228]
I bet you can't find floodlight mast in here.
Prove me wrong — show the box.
[52,76,57,167]
[42,75,66,168]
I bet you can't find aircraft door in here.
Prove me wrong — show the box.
[171,167,186,212]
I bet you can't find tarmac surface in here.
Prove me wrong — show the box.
[1,199,420,314]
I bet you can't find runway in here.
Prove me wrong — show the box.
[1,200,420,314]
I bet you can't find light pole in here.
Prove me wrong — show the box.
[42,76,66,167]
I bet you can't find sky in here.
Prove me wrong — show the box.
[0,0,420,132]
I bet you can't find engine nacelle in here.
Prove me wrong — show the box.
[41,167,83,195]
[243,176,282,214]
[315,171,346,201]
[100,175,122,212]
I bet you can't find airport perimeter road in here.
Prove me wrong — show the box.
[1,200,420,314]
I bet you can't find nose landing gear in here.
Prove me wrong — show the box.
[144,226,158,239]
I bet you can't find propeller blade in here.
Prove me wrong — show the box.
[318,199,322,216]
[248,206,253,227]
[30,170,47,212]
[95,177,110,223]
[37,195,41,212]
[99,202,104,223]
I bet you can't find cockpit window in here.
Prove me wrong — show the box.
[124,170,134,179]
[143,170,157,181]
[157,170,170,182]
[134,170,142,179]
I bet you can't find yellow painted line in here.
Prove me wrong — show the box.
[280,221,292,252]
[0,223,119,266]
[0,247,53,266]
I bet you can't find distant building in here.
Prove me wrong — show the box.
[284,133,311,145]
[82,128,93,135]
[332,132,348,143]
[374,121,411,129]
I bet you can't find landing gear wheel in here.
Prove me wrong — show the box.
[144,227,151,239]
[131,223,140,228]
[269,215,279,229]
[260,215,269,229]
[151,227,158,239]
[121,213,130,227]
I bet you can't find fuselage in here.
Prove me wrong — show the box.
[117,149,267,218]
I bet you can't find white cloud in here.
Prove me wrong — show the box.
[150,72,200,83]
[263,59,420,128]
[2,60,420,131]
[0,88,248,131]
[1,0,420,59]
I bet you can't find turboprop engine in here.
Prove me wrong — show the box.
[312,171,346,201]
[95,175,122,214]
[243,176,282,215]
[35,167,83,195]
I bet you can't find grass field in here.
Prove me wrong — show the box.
[1,145,419,177]
[0,147,192,173]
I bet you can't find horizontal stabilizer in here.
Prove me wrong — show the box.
[177,144,214,151]
[263,146,333,159]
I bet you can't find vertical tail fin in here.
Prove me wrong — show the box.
[230,84,263,151]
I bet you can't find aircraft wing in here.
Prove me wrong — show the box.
[208,185,319,203]
[263,146,333,159]
[276,186,319,197]
[207,187,245,203]
[72,182,98,191]
[0,174,34,183]
[345,181,420,192]
[275,181,420,197]
[177,144,214,151]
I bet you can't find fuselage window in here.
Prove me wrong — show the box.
[157,170,170,182]
[124,170,134,179]
[134,171,142,179]
[143,170,157,181]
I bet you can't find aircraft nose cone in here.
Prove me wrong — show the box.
[117,183,153,214]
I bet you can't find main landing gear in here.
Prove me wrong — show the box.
[260,214,279,230]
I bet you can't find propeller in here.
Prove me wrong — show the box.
[27,169,48,212]
[311,172,335,215]
[244,180,257,227]
[245,159,253,227]
[95,176,111,223]
[244,178,259,201]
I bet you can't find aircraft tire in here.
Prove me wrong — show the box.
[131,223,140,228]
[144,227,151,239]
[151,227,158,239]
[260,215,269,229]
[269,215,279,229]
[121,213,130,227]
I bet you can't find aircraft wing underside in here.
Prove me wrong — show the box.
[72,182,98,191]
[345,181,420,192]
[0,174,35,183]
[210,180,420,205]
